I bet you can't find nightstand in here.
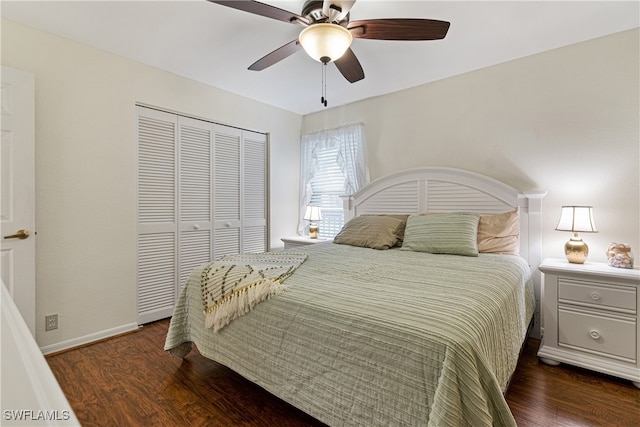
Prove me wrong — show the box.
[281,236,332,250]
[537,258,640,388]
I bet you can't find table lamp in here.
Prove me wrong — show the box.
[304,206,322,239]
[555,206,597,264]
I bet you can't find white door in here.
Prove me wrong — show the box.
[1,66,36,336]
[213,125,242,259]
[136,106,268,324]
[212,126,268,258]
[136,107,178,324]
[178,117,213,287]
[242,131,268,253]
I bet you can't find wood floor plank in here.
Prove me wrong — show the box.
[46,320,640,426]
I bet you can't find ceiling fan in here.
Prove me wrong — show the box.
[208,0,450,84]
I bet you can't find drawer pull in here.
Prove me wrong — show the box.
[589,330,601,340]
[590,292,601,301]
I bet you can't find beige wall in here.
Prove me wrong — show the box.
[303,28,640,265]
[2,19,303,348]
[3,17,638,350]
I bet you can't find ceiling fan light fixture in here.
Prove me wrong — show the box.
[299,23,353,63]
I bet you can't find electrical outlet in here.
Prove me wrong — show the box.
[45,314,58,331]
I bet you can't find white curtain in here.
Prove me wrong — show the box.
[298,123,369,236]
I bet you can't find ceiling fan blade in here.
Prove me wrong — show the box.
[248,39,302,71]
[348,18,450,41]
[334,48,364,83]
[322,0,357,22]
[208,1,309,25]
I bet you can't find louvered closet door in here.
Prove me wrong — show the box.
[137,107,178,324]
[213,125,242,259]
[137,107,268,324]
[178,117,213,287]
[242,131,268,253]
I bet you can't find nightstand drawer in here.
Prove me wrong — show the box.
[284,241,308,249]
[559,307,636,361]
[558,278,636,313]
[281,236,332,250]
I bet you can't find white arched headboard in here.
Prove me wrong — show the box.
[342,167,547,336]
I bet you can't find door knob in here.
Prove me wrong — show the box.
[4,229,30,240]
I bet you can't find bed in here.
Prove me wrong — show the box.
[165,167,546,426]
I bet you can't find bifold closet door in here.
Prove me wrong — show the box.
[242,131,268,253]
[212,126,268,258]
[137,111,215,324]
[212,125,242,259]
[137,108,178,324]
[177,117,213,288]
[137,107,268,325]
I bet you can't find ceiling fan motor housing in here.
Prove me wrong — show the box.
[302,0,348,25]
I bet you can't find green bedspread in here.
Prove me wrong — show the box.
[165,242,534,427]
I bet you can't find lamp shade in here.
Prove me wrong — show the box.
[555,206,597,233]
[303,205,322,221]
[299,23,353,63]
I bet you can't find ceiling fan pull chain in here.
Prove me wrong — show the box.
[320,61,324,105]
[322,62,328,107]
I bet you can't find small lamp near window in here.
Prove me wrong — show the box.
[304,206,322,239]
[555,206,598,264]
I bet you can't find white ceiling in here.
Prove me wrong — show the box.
[2,1,638,115]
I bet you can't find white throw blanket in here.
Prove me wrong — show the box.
[201,252,308,332]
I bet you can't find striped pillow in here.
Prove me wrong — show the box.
[400,213,481,256]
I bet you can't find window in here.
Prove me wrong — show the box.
[298,124,368,238]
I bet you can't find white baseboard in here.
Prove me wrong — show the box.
[40,322,140,355]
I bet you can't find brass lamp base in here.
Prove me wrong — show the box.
[308,223,319,239]
[565,233,589,264]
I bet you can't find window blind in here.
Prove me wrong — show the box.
[299,124,368,238]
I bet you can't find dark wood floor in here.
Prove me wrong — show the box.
[46,319,640,427]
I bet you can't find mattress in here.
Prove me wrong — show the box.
[165,242,534,426]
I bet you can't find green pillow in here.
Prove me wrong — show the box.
[401,212,481,256]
